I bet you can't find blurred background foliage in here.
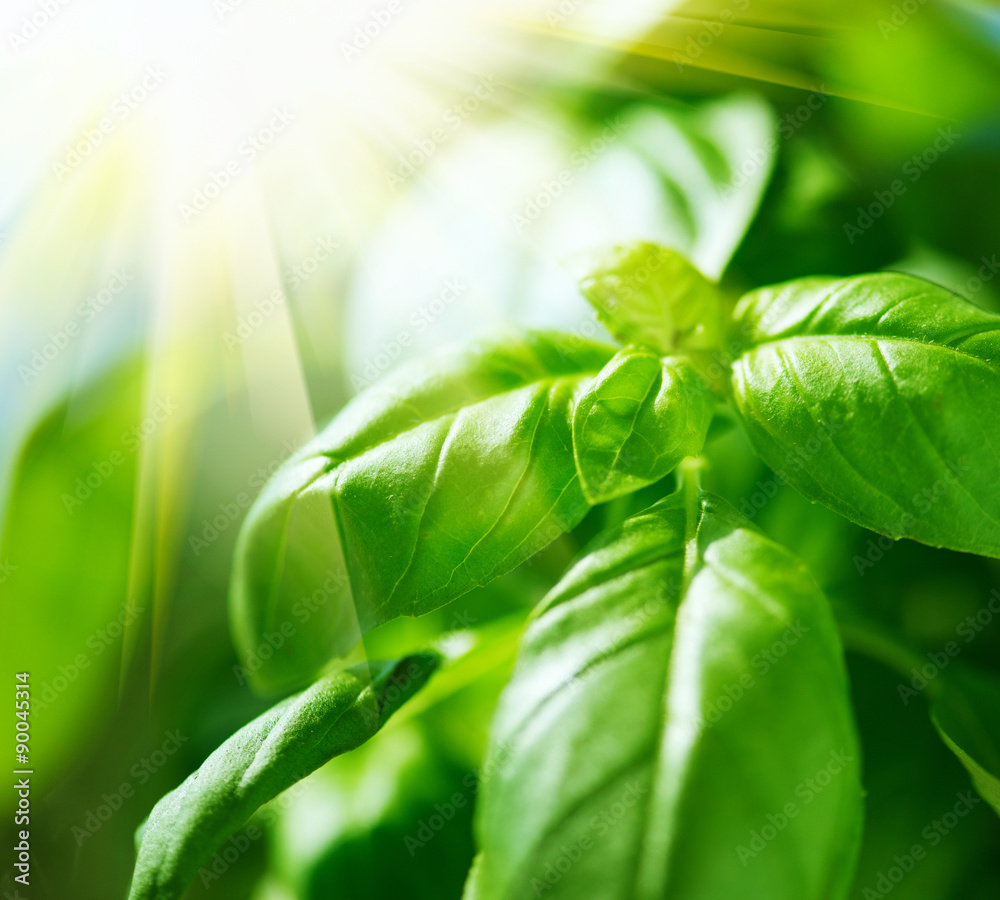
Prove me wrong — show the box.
[3,0,1000,897]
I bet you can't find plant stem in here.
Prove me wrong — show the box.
[678,456,704,595]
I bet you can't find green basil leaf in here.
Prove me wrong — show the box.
[231,333,614,691]
[468,492,862,900]
[127,653,439,900]
[579,243,726,355]
[931,667,1000,817]
[730,272,1000,557]
[572,347,713,504]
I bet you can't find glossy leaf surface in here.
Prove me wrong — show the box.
[231,333,612,690]
[232,330,717,690]
[468,492,862,900]
[572,346,713,504]
[730,273,1000,557]
[579,243,725,355]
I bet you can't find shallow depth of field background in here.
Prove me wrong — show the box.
[3,1,1000,898]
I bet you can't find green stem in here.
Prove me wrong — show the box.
[678,456,704,595]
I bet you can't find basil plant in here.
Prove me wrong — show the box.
[128,242,1000,899]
